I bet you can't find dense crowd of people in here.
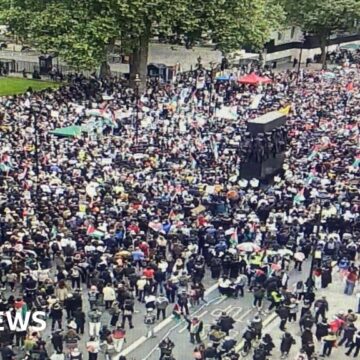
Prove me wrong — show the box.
[0,53,358,360]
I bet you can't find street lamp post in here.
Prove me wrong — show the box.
[197,56,202,70]
[297,35,306,84]
[308,192,330,281]
[209,61,214,115]
[134,73,141,144]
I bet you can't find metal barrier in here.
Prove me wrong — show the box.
[0,57,123,77]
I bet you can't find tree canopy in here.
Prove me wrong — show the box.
[0,0,284,85]
[283,0,360,67]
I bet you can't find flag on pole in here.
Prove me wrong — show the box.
[293,188,305,205]
[308,145,320,161]
[226,227,238,247]
[51,225,58,239]
[18,168,28,181]
[351,156,360,168]
[86,225,95,235]
[304,173,316,186]
[210,136,219,161]
[230,228,238,247]
[90,230,105,239]
[346,81,354,92]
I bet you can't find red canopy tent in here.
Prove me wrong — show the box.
[238,73,272,85]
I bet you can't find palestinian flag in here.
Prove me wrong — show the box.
[86,225,96,235]
[225,227,238,247]
[293,188,305,205]
[51,225,58,239]
[230,228,238,247]
[307,145,320,161]
[351,156,360,168]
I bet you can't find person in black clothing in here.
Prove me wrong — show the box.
[177,291,189,316]
[253,344,267,360]
[280,332,296,359]
[314,296,329,323]
[217,312,235,335]
[203,343,218,359]
[51,330,63,353]
[243,324,256,354]
[1,345,15,360]
[261,334,275,356]
[73,308,85,335]
[50,302,63,331]
[277,304,290,331]
[316,318,329,342]
[301,328,315,359]
[338,323,356,347]
[64,294,75,319]
[159,337,175,360]
[253,287,265,309]
[346,331,360,356]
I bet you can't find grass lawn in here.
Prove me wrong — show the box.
[0,77,60,96]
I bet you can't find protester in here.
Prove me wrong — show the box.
[0,56,358,360]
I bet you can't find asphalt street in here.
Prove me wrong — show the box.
[125,261,312,360]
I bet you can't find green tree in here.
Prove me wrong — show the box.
[0,0,284,88]
[283,0,360,68]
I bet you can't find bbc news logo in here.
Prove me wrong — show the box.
[0,311,46,331]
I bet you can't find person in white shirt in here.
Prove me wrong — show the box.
[51,350,65,360]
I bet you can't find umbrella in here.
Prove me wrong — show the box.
[238,73,272,85]
[237,242,261,252]
[277,249,293,257]
[51,125,83,137]
[294,252,305,262]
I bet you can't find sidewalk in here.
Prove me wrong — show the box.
[261,268,359,359]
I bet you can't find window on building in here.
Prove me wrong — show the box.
[277,32,282,41]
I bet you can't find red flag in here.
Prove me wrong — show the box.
[346,82,354,92]
[86,225,95,235]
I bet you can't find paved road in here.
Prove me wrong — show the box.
[126,261,312,360]
[254,267,360,360]
[8,269,216,359]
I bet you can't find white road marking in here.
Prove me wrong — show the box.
[210,304,233,318]
[152,284,219,334]
[118,336,147,356]
[214,295,227,305]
